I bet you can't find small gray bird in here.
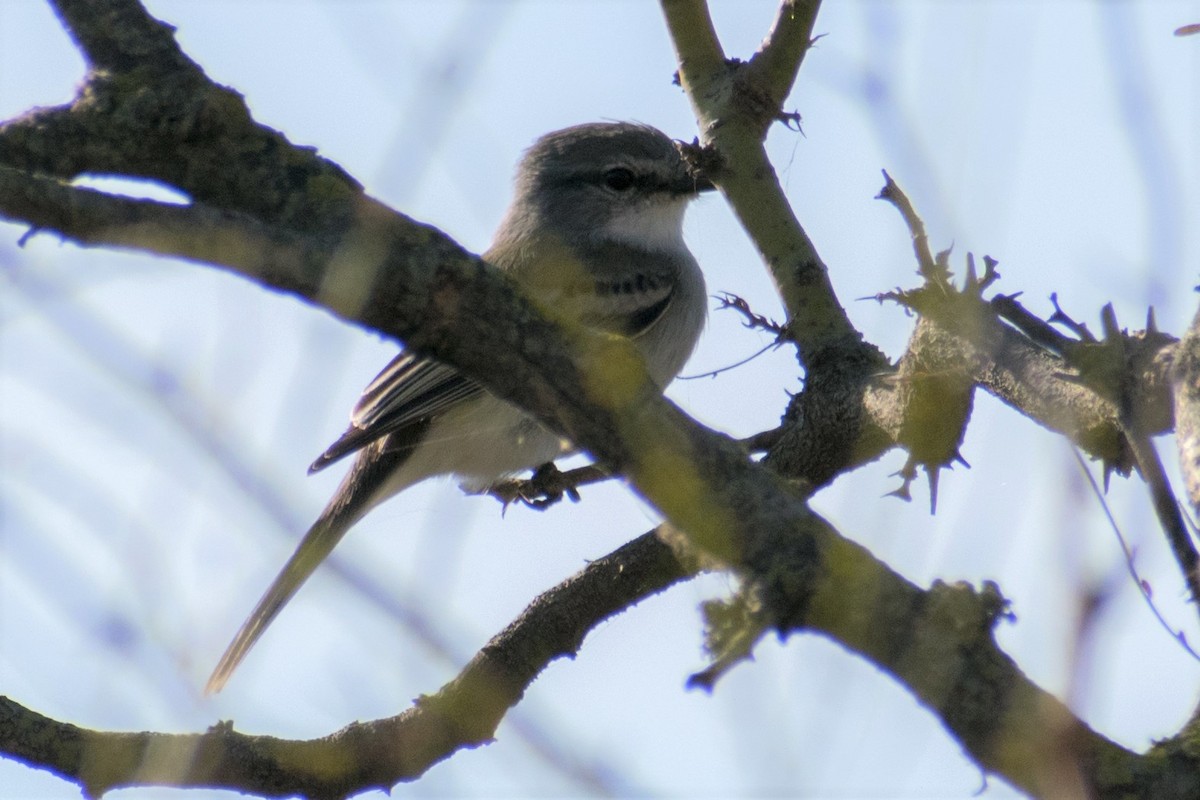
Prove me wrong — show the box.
[206,122,712,692]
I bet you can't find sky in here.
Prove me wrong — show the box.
[1,1,1199,798]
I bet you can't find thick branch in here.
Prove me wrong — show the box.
[5,510,1164,799]
[0,166,309,269]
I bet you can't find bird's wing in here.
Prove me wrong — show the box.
[311,241,682,474]
[308,351,484,473]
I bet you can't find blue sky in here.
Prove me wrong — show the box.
[1,2,1198,797]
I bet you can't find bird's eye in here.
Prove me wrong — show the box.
[603,167,636,191]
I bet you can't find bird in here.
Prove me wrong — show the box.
[206,122,713,693]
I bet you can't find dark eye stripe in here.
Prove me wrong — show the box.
[554,167,671,193]
[600,170,671,193]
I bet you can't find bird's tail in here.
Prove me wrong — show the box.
[204,512,348,694]
[205,440,415,694]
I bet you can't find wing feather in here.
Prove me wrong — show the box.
[309,353,483,473]
[310,245,683,474]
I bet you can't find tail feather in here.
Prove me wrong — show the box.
[205,513,348,694]
[206,429,427,694]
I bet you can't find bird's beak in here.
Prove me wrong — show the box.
[673,169,715,195]
[672,139,718,195]
[691,173,717,193]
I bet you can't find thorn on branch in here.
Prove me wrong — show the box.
[1056,302,1131,412]
[888,448,971,515]
[777,110,804,133]
[932,245,955,285]
[886,456,918,503]
[862,288,911,311]
[1048,293,1097,342]
[979,580,1017,627]
[962,253,1001,296]
[715,292,788,336]
[679,294,794,380]
[1102,459,1119,492]
[16,226,39,247]
[877,176,1005,318]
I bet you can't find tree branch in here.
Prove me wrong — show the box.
[1,1,1195,798]
[663,0,865,365]
[50,0,200,74]
[660,3,1194,797]
[0,532,693,799]
[745,0,822,111]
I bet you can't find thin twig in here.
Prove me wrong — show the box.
[1072,448,1200,662]
[679,341,779,380]
[876,170,936,277]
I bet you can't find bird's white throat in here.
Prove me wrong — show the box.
[603,197,689,254]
